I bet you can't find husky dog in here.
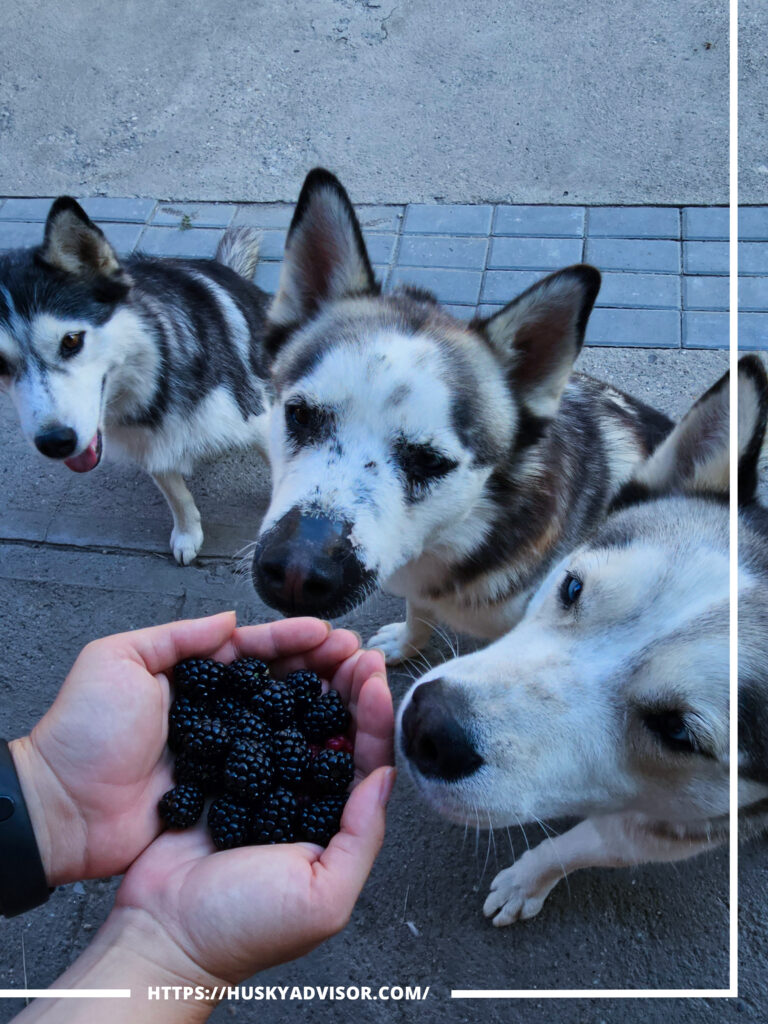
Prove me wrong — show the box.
[398,357,768,925]
[251,169,672,661]
[0,198,271,564]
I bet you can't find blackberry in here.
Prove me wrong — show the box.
[272,728,312,786]
[168,696,202,753]
[210,693,246,731]
[174,752,221,794]
[173,658,226,705]
[181,716,231,761]
[208,796,252,850]
[301,689,351,741]
[226,658,271,702]
[222,739,274,803]
[232,709,273,747]
[309,750,354,795]
[158,783,204,829]
[300,795,347,846]
[285,670,322,713]
[251,787,300,845]
[253,680,295,730]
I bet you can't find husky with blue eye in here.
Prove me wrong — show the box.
[397,356,768,924]
[250,168,672,660]
[0,198,271,564]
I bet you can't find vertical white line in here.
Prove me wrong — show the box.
[728,0,739,998]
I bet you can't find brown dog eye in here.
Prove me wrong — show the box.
[60,331,85,357]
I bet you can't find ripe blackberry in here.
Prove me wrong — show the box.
[173,658,226,704]
[309,750,354,795]
[300,795,347,846]
[251,787,300,845]
[208,796,252,850]
[272,728,312,786]
[232,709,273,747]
[181,716,231,761]
[174,752,221,795]
[210,693,246,730]
[168,696,202,753]
[159,783,204,829]
[253,680,295,730]
[223,739,274,803]
[226,658,271,702]
[285,670,322,713]
[301,689,351,741]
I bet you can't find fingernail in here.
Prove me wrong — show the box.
[349,629,363,646]
[378,767,397,806]
[321,620,333,633]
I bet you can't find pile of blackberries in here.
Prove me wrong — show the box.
[158,657,355,849]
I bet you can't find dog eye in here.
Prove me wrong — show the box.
[396,440,458,484]
[60,331,85,357]
[285,399,315,429]
[643,711,699,754]
[0,354,8,376]
[559,572,583,608]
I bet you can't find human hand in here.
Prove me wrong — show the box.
[110,636,394,990]
[10,612,373,887]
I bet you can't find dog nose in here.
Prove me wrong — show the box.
[400,679,483,780]
[252,509,372,617]
[34,426,78,458]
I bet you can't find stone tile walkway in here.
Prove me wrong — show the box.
[0,198,763,349]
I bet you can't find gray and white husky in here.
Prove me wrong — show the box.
[251,169,672,661]
[0,198,271,563]
[398,356,768,924]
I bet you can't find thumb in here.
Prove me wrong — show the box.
[114,611,238,675]
[316,766,396,902]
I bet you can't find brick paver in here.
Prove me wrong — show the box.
[0,198,764,349]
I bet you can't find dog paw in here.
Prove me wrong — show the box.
[483,862,553,927]
[368,621,424,664]
[170,525,204,566]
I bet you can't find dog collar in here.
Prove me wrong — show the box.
[0,739,52,917]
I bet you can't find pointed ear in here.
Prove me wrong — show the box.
[267,169,377,343]
[631,357,766,502]
[471,265,600,421]
[37,197,131,300]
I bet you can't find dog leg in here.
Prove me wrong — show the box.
[483,813,715,926]
[368,601,434,664]
[152,471,204,566]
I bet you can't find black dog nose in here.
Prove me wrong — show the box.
[34,426,78,458]
[252,509,373,618]
[400,679,483,780]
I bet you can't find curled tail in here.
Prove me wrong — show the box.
[216,226,261,281]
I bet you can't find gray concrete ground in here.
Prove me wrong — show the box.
[5,343,766,1024]
[0,0,734,204]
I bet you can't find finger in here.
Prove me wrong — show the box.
[211,617,332,666]
[112,612,238,676]
[351,673,394,778]
[333,648,386,711]
[269,628,361,680]
[314,766,395,907]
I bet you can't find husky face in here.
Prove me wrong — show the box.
[252,169,599,619]
[0,198,134,472]
[398,357,768,833]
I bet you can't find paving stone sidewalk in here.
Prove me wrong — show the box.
[1,198,764,349]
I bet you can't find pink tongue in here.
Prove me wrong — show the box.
[64,434,100,473]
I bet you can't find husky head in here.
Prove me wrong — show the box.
[252,169,600,618]
[397,357,768,831]
[0,198,133,472]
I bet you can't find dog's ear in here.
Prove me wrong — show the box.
[266,169,377,348]
[38,197,131,301]
[630,357,767,503]
[472,265,600,422]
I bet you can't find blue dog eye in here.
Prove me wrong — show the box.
[559,573,583,608]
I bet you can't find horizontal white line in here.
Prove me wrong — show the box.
[0,990,132,999]
[451,989,736,999]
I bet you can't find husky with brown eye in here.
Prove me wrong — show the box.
[250,168,673,647]
[0,197,272,564]
[398,357,768,924]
